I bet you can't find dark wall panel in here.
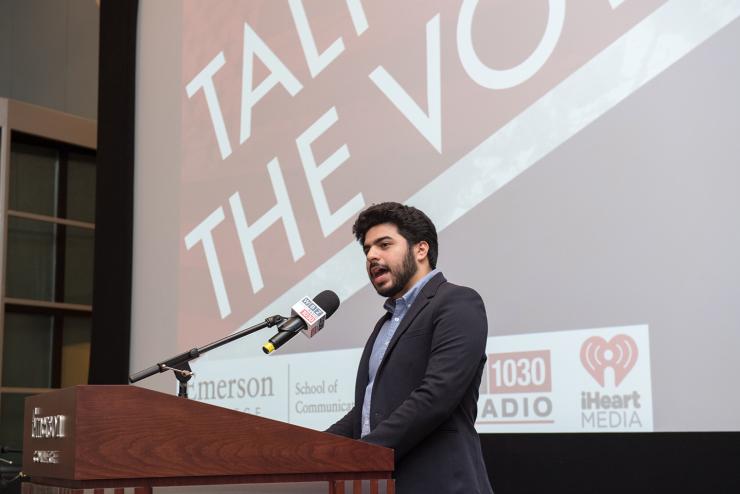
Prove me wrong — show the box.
[89,0,138,385]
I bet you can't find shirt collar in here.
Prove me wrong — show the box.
[383,268,440,313]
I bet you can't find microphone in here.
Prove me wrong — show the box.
[262,290,340,354]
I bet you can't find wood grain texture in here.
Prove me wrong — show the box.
[23,386,393,482]
[23,487,151,494]
[30,472,391,490]
[24,479,395,494]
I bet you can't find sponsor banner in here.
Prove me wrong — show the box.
[477,325,653,432]
[189,325,652,433]
[189,348,361,430]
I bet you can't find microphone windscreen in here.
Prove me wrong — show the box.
[313,290,340,318]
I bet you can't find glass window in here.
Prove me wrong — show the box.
[64,226,94,305]
[4,217,56,301]
[8,141,58,216]
[1,313,54,388]
[2,129,95,417]
[0,392,30,452]
[61,316,91,387]
[67,152,96,222]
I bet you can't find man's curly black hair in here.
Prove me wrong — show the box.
[352,202,438,269]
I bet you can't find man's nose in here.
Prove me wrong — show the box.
[366,246,380,262]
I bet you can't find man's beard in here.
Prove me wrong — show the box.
[373,246,418,298]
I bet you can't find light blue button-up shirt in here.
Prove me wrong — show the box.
[361,269,439,437]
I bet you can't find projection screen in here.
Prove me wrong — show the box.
[132,0,740,433]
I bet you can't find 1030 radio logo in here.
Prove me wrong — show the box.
[477,350,554,426]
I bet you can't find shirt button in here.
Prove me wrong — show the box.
[394,317,399,321]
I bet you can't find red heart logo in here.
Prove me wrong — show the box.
[580,334,638,387]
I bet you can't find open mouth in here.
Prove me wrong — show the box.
[369,264,390,284]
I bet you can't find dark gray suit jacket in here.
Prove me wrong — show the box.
[327,273,493,493]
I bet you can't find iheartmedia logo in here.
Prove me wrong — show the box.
[580,335,638,387]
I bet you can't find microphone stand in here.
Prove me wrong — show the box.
[0,445,24,489]
[128,315,286,398]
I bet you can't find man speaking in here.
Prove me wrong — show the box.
[327,202,493,493]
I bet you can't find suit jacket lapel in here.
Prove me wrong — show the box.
[376,272,446,376]
[356,313,389,386]
[354,313,389,434]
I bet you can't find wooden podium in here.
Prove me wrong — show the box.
[22,385,394,494]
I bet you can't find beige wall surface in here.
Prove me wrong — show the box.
[0,0,99,119]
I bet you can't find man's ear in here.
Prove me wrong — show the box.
[415,241,430,263]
